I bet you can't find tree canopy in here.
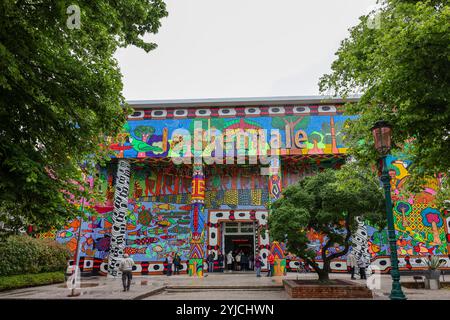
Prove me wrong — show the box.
[0,1,168,234]
[269,164,386,281]
[319,0,450,208]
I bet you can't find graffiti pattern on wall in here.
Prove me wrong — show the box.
[281,154,449,273]
[124,200,191,261]
[366,155,448,260]
[109,115,353,160]
[54,103,450,275]
[204,165,269,209]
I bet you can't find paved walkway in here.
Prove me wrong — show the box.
[0,272,449,300]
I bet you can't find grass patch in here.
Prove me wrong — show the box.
[0,272,65,292]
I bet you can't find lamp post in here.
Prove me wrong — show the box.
[69,197,85,297]
[371,121,406,300]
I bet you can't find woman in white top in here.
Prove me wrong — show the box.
[235,252,241,271]
[226,251,234,272]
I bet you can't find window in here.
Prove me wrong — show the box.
[223,222,255,234]
[240,223,254,233]
[225,222,238,233]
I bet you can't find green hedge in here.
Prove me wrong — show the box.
[0,235,71,276]
[0,272,65,292]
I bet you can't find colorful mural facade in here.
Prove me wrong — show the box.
[53,102,450,275]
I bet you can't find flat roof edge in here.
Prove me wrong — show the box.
[125,95,361,109]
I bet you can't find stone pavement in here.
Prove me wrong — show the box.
[0,272,449,300]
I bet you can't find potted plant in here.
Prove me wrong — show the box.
[424,256,445,290]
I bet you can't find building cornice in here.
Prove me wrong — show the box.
[125,95,360,109]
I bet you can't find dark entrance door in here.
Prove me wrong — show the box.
[224,235,254,256]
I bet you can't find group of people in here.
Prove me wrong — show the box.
[226,250,276,277]
[164,252,182,276]
[206,252,224,272]
[225,250,255,271]
[346,252,368,280]
[121,250,380,292]
[118,249,278,291]
[119,250,372,292]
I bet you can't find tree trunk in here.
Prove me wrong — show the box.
[306,258,330,283]
[318,271,330,282]
[318,260,331,283]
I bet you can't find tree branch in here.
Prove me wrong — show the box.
[326,213,353,261]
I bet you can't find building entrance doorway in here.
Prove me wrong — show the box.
[222,222,255,271]
[224,235,254,256]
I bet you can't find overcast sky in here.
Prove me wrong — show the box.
[115,0,377,101]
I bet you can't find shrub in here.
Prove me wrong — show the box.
[0,272,65,292]
[0,235,71,276]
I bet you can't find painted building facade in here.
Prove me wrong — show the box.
[47,97,450,276]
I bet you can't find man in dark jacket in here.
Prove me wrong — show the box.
[217,252,224,272]
[207,252,215,273]
[241,253,248,271]
[173,253,181,275]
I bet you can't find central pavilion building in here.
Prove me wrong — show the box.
[54,96,450,276]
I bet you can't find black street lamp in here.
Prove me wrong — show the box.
[371,121,406,300]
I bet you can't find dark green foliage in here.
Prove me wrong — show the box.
[0,1,168,232]
[269,164,385,281]
[0,271,65,292]
[319,0,450,208]
[0,235,71,276]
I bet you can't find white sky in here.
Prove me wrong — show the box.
[115,0,377,100]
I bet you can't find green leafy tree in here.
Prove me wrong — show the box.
[319,0,450,208]
[0,1,168,233]
[269,164,385,282]
[134,126,155,143]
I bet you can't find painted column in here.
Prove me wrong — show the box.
[268,157,282,201]
[271,241,286,276]
[189,163,206,276]
[107,159,131,277]
[268,157,285,275]
[349,216,371,267]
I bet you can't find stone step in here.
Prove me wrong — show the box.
[165,289,284,293]
[165,285,283,290]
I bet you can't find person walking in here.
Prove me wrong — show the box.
[346,252,357,280]
[173,253,181,275]
[226,251,234,272]
[241,252,248,271]
[207,252,215,273]
[254,252,262,277]
[217,252,224,272]
[357,257,367,280]
[235,251,241,271]
[404,255,412,271]
[167,253,173,276]
[304,261,311,273]
[163,257,168,275]
[119,253,135,292]
[249,253,254,271]
[266,252,275,277]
